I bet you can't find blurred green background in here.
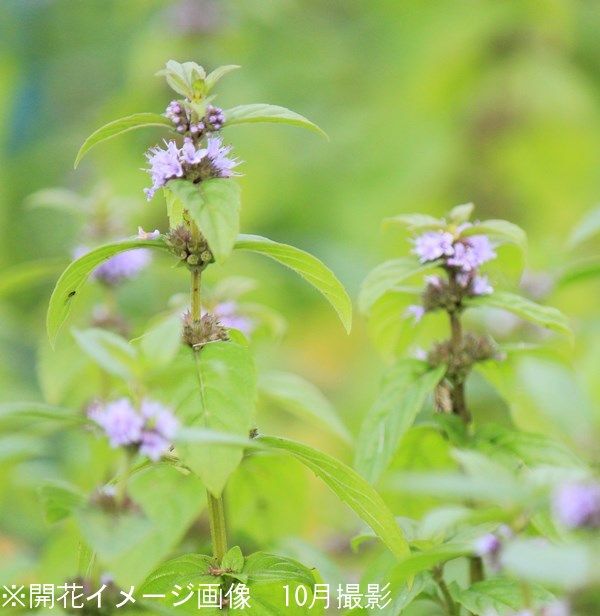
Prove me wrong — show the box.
[2,0,600,591]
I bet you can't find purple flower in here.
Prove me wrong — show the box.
[213,301,254,334]
[471,274,493,296]
[405,304,425,322]
[92,249,152,285]
[89,399,144,448]
[475,533,501,557]
[205,105,225,130]
[412,231,454,263]
[553,482,600,529]
[447,235,496,272]
[203,137,240,177]
[139,431,171,462]
[144,140,184,199]
[140,400,180,440]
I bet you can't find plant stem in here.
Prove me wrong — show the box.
[469,555,484,585]
[433,567,459,615]
[448,284,471,424]
[206,491,228,562]
[189,267,229,562]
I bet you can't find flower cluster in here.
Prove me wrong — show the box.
[164,100,225,136]
[74,246,151,286]
[407,227,496,321]
[182,311,229,349]
[144,136,239,199]
[553,481,600,529]
[89,398,179,461]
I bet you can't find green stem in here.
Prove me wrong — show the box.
[190,267,229,562]
[469,555,484,585]
[206,491,228,562]
[433,567,459,615]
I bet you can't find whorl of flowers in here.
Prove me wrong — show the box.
[407,225,496,322]
[144,136,239,200]
[552,481,600,529]
[89,398,179,462]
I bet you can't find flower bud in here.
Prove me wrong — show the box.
[165,224,214,269]
[182,311,229,349]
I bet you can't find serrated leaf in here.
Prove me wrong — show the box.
[72,328,139,380]
[74,113,172,168]
[449,579,554,615]
[359,258,436,314]
[205,64,241,91]
[46,237,167,347]
[243,552,315,587]
[259,436,409,559]
[465,291,571,336]
[259,370,351,444]
[224,104,327,138]
[167,179,240,264]
[176,342,256,497]
[354,361,445,483]
[222,546,244,573]
[234,234,352,333]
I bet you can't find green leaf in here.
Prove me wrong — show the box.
[140,553,216,598]
[139,313,182,368]
[449,579,554,615]
[25,188,85,214]
[355,361,445,483]
[39,482,86,523]
[224,104,327,138]
[72,328,139,381]
[205,64,241,91]
[358,258,436,314]
[383,213,443,232]
[449,202,474,224]
[176,341,256,496]
[243,552,315,587]
[465,291,571,336]
[234,234,352,333]
[0,402,88,426]
[74,113,172,168]
[567,203,600,249]
[259,435,409,559]
[259,370,351,444]
[501,539,600,589]
[222,546,244,573]
[387,543,469,582]
[557,256,600,287]
[167,179,240,264]
[46,237,167,347]
[462,219,527,252]
[158,60,207,99]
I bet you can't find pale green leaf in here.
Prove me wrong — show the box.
[567,204,600,249]
[46,237,168,347]
[167,179,240,263]
[243,552,315,587]
[0,260,64,298]
[234,234,352,333]
[39,482,86,523]
[205,64,241,91]
[355,360,445,483]
[449,202,474,224]
[383,213,443,232]
[72,328,139,381]
[259,435,409,559]
[359,258,436,313]
[463,219,527,252]
[25,188,85,214]
[0,402,88,426]
[259,370,351,444]
[74,113,172,168]
[465,291,571,336]
[222,546,244,572]
[224,104,327,138]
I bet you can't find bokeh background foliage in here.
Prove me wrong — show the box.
[2,0,600,605]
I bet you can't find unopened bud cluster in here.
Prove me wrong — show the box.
[428,332,499,379]
[165,100,225,138]
[182,311,229,349]
[166,225,213,269]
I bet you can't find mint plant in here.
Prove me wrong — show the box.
[352,205,600,614]
[14,60,418,613]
